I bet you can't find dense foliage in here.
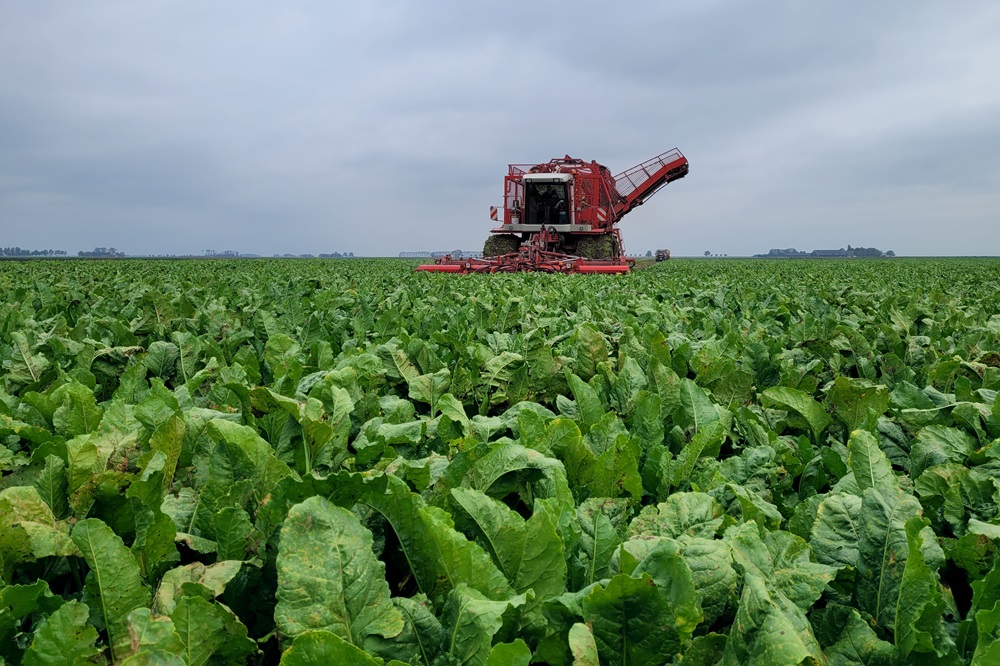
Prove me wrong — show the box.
[1,257,999,665]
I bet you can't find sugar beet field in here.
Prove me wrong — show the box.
[2,257,1000,665]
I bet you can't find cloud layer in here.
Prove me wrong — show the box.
[2,1,998,256]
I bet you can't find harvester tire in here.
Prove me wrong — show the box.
[484,234,521,257]
[575,234,617,260]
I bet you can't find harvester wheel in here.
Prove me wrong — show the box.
[483,234,521,257]
[574,234,618,260]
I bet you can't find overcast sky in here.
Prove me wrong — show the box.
[2,2,998,257]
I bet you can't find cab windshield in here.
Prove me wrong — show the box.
[524,182,568,226]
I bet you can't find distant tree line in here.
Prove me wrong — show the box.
[269,252,355,258]
[757,245,895,258]
[78,247,125,258]
[398,250,481,259]
[1,247,68,256]
[846,245,894,257]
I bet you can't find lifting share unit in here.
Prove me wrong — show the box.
[417,148,688,274]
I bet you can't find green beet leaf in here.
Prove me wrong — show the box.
[565,427,644,501]
[51,380,104,439]
[567,622,599,666]
[582,571,693,666]
[762,386,831,443]
[565,372,604,434]
[808,493,862,569]
[119,608,184,660]
[440,584,527,666]
[32,454,68,519]
[170,595,257,666]
[0,581,66,663]
[451,488,567,609]
[213,505,254,561]
[21,600,102,666]
[465,441,571,506]
[846,429,897,496]
[275,496,404,648]
[909,424,976,478]
[278,629,384,665]
[205,418,296,501]
[485,639,532,666]
[628,492,726,539]
[683,634,729,666]
[5,331,50,388]
[853,487,923,637]
[894,516,954,658]
[825,377,889,434]
[822,607,894,666]
[630,540,703,629]
[143,341,180,380]
[610,356,648,414]
[1,486,80,580]
[726,483,783,532]
[71,518,152,663]
[972,608,1000,666]
[148,414,184,491]
[969,559,1000,664]
[366,594,442,666]
[677,378,722,434]
[727,523,839,611]
[407,367,451,416]
[669,423,725,493]
[674,536,739,626]
[0,414,53,449]
[126,452,179,581]
[570,501,621,589]
[722,571,825,666]
[574,324,609,381]
[915,464,997,537]
[363,476,513,602]
[152,560,242,615]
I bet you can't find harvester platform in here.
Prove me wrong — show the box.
[416,255,632,274]
[417,229,633,274]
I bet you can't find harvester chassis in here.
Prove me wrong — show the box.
[425,228,633,274]
[417,149,687,274]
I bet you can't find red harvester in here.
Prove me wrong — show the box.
[416,148,688,274]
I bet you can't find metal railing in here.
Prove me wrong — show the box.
[613,148,685,198]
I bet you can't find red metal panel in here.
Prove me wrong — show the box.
[575,264,630,274]
[415,264,465,273]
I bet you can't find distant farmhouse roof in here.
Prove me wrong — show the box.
[810,249,848,257]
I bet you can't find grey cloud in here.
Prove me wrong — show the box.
[1,1,998,257]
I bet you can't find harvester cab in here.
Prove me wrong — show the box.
[418,148,688,274]
[522,174,571,227]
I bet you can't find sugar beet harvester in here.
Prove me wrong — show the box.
[416,148,689,274]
